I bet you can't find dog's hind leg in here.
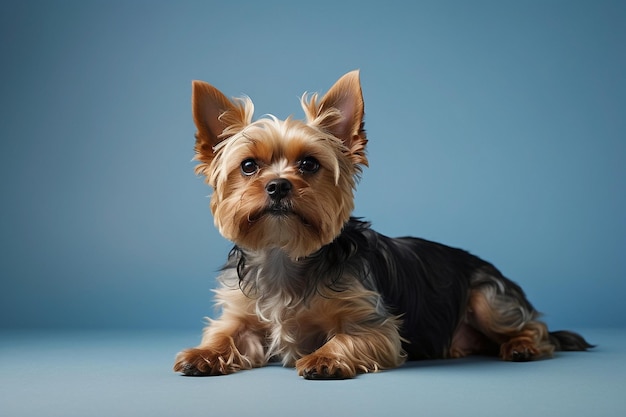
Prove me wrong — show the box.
[465,266,555,361]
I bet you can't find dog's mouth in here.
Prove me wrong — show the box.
[249,202,311,226]
[265,200,296,217]
[267,206,293,216]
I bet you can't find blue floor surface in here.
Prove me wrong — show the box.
[1,328,624,417]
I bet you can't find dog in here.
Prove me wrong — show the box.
[173,70,592,379]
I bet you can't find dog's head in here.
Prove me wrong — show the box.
[191,71,367,259]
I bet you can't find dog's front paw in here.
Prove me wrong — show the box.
[296,353,356,380]
[173,346,252,376]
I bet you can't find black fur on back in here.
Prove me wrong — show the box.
[318,218,494,359]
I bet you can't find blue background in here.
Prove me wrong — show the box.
[1,0,624,331]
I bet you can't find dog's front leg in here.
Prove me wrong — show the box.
[173,288,269,376]
[295,292,405,379]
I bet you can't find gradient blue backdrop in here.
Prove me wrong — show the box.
[1,0,624,331]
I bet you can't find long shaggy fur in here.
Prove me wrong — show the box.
[174,71,592,379]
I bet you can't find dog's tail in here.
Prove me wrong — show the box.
[549,330,595,351]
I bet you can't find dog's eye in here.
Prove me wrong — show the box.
[240,158,259,176]
[298,156,320,174]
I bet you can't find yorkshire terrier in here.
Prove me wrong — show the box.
[173,71,592,379]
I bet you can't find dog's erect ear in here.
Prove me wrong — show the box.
[303,70,368,167]
[192,80,252,165]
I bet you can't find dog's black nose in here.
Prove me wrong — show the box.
[265,178,292,200]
